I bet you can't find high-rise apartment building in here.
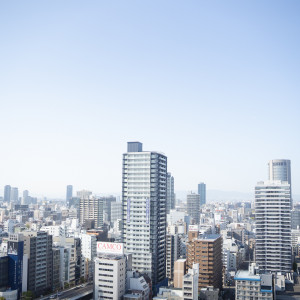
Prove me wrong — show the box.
[187,234,222,290]
[166,172,175,214]
[23,231,53,297]
[166,234,181,282]
[255,180,291,273]
[66,185,73,203]
[187,193,201,224]
[77,189,92,199]
[198,183,206,207]
[79,197,104,228]
[122,142,167,289]
[4,185,11,202]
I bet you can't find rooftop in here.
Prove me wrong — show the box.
[234,270,260,281]
[200,234,221,241]
[96,253,125,260]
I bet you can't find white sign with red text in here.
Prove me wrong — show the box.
[97,242,124,255]
[189,225,199,232]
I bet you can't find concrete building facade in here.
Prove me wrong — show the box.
[187,234,222,290]
[187,193,201,224]
[198,183,206,207]
[166,173,175,214]
[255,180,291,273]
[122,142,167,289]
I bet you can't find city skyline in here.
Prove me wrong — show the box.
[1,156,298,200]
[1,1,300,299]
[1,1,299,197]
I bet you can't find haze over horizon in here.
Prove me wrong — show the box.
[1,1,299,197]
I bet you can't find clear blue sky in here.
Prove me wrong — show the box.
[0,1,299,198]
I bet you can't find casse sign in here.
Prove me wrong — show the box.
[189,225,199,232]
[97,242,124,254]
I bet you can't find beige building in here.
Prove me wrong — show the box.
[174,259,186,288]
[187,234,222,290]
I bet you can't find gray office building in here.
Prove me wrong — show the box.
[10,187,19,202]
[198,182,206,206]
[166,172,175,214]
[4,185,11,202]
[187,193,201,224]
[23,231,53,296]
[66,185,73,203]
[122,142,167,290]
[292,209,300,229]
[111,201,122,223]
[101,196,116,222]
[22,190,29,205]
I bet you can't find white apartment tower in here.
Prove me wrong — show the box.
[122,142,167,289]
[255,180,291,273]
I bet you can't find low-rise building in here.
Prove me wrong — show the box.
[234,263,274,300]
[94,253,127,300]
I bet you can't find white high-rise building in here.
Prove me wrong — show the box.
[268,159,291,184]
[255,180,291,273]
[268,159,292,205]
[122,142,167,289]
[80,234,97,280]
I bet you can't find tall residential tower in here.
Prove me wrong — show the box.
[255,180,291,273]
[122,142,167,290]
